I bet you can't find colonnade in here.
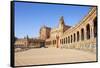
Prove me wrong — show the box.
[60,17,97,53]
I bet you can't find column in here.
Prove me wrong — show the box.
[89,21,94,39]
[90,21,95,52]
[91,21,94,39]
[79,30,81,49]
[79,30,81,42]
[83,27,86,50]
[75,32,77,49]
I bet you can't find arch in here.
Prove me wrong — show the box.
[74,33,76,42]
[93,17,97,37]
[66,37,67,44]
[53,40,54,45]
[55,40,56,44]
[68,36,70,43]
[62,39,63,44]
[77,31,79,41]
[81,28,84,41]
[60,39,62,44]
[86,24,90,39]
[64,38,65,44]
[52,40,55,45]
[71,35,72,43]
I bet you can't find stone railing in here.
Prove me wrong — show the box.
[61,38,96,53]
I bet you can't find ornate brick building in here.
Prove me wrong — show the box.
[40,7,97,53]
[15,7,97,53]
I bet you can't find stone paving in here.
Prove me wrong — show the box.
[15,47,96,66]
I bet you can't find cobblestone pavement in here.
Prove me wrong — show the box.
[15,48,96,66]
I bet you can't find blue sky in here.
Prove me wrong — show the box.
[14,2,92,38]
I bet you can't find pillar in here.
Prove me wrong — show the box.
[83,27,86,50]
[91,21,94,39]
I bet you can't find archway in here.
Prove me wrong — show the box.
[66,37,67,44]
[40,41,45,48]
[81,28,84,41]
[71,35,72,43]
[74,33,76,42]
[77,31,79,41]
[68,36,70,43]
[86,24,90,39]
[93,17,97,38]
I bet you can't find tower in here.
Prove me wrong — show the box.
[40,26,51,40]
[59,16,65,32]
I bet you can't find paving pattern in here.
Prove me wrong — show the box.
[15,48,96,66]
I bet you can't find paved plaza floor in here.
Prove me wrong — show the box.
[15,47,96,66]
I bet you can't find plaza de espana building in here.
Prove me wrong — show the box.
[15,7,97,53]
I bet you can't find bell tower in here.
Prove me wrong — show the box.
[59,16,65,32]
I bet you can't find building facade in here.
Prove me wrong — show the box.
[15,7,97,53]
[14,36,45,48]
[14,36,29,48]
[40,7,97,53]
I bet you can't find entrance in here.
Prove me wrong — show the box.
[40,42,45,48]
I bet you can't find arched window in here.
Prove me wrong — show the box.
[74,33,76,42]
[66,37,67,44]
[71,35,72,43]
[77,31,79,41]
[93,17,97,37]
[86,24,90,39]
[81,28,84,41]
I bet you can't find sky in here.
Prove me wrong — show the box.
[14,2,92,38]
